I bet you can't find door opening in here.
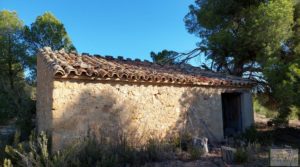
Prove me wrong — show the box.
[221,92,242,137]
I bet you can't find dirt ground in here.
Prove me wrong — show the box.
[142,150,269,167]
[143,114,300,167]
[142,150,224,167]
[255,113,300,148]
[255,113,300,128]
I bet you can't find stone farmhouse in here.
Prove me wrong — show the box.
[37,47,256,151]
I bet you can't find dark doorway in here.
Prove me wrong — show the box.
[221,92,242,137]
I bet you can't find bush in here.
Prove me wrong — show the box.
[188,146,204,160]
[239,126,273,146]
[3,158,12,167]
[254,97,277,118]
[171,132,192,151]
[234,148,248,164]
[0,131,15,163]
[171,132,206,160]
[241,126,258,143]
[3,131,177,167]
[5,131,52,167]
[289,106,300,120]
[143,139,171,162]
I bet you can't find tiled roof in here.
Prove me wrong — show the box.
[38,47,256,87]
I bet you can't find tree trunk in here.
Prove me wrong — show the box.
[232,60,244,77]
[7,35,14,90]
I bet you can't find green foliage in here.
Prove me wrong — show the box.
[0,10,75,139]
[241,126,259,143]
[255,94,300,120]
[234,148,248,164]
[0,127,15,163]
[0,10,35,137]
[150,50,179,65]
[25,12,75,53]
[0,10,30,123]
[24,12,76,83]
[263,49,300,122]
[185,0,300,123]
[254,97,277,118]
[289,106,300,120]
[240,126,273,146]
[171,132,192,151]
[254,1,300,123]
[3,158,13,167]
[187,146,204,160]
[185,0,294,76]
[5,131,51,167]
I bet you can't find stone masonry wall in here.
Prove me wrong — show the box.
[49,79,250,151]
[36,54,54,133]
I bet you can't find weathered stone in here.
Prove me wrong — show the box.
[37,53,254,152]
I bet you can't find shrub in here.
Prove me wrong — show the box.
[3,158,12,167]
[4,131,177,167]
[144,139,166,162]
[188,146,204,160]
[5,131,52,167]
[171,132,207,160]
[240,126,273,146]
[171,132,192,151]
[288,106,300,120]
[241,126,258,143]
[234,148,248,164]
[253,97,277,118]
[0,131,15,163]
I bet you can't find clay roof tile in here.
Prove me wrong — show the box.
[38,47,257,87]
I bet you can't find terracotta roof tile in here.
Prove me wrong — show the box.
[38,47,256,87]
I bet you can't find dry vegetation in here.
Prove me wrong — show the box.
[2,112,300,167]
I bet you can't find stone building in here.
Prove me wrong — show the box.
[37,47,256,151]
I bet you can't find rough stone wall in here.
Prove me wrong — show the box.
[36,55,54,133]
[50,79,251,151]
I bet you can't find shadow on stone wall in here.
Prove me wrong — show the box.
[165,87,223,145]
[52,88,142,150]
[51,83,223,150]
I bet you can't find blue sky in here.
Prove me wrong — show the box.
[1,0,200,63]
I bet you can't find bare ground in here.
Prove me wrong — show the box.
[143,114,300,167]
